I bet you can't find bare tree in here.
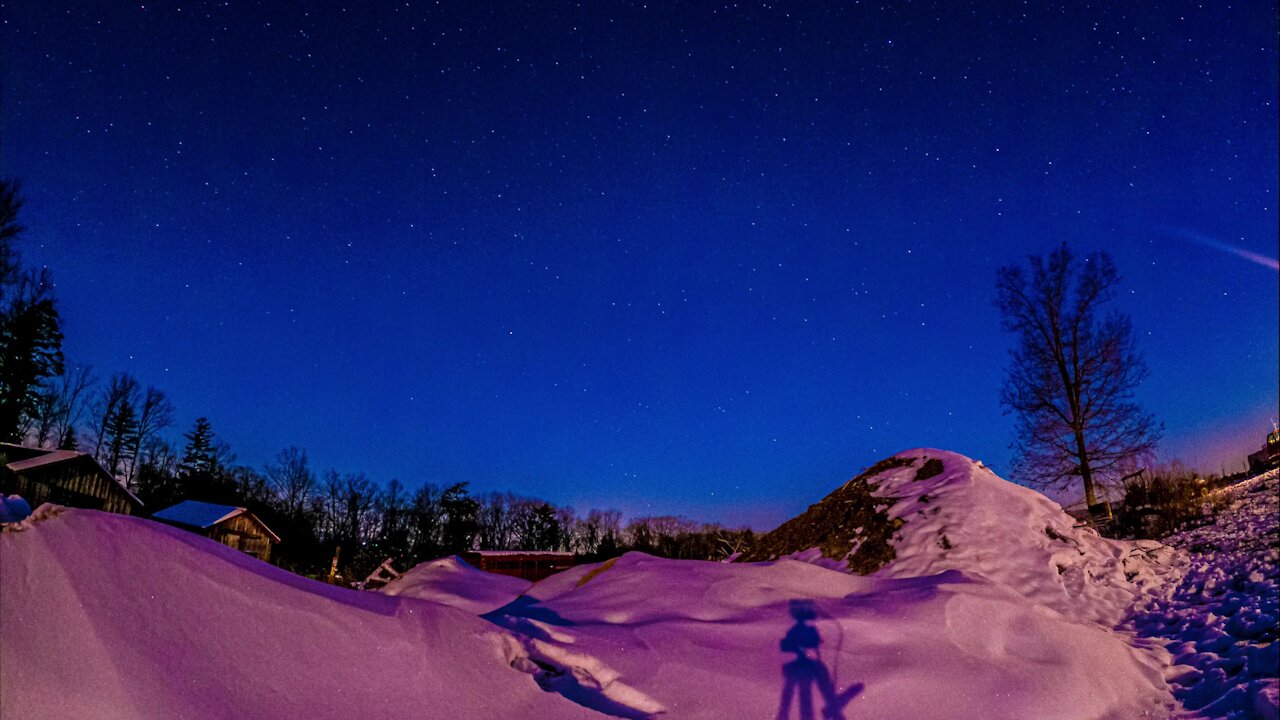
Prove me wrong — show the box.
[265,446,315,518]
[125,386,174,486]
[995,244,1160,507]
[29,362,96,448]
[89,373,140,467]
[477,492,515,550]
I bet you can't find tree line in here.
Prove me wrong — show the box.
[28,360,756,580]
[24,350,754,581]
[5,173,1168,579]
[0,178,753,581]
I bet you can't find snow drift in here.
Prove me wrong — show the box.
[2,449,1190,719]
[486,552,1178,719]
[740,448,1180,626]
[381,554,532,614]
[0,508,600,720]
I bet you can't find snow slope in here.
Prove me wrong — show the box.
[0,507,599,720]
[1129,469,1279,720]
[487,552,1178,719]
[2,451,1195,719]
[742,449,1180,627]
[381,555,532,614]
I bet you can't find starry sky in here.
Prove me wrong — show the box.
[2,1,1276,527]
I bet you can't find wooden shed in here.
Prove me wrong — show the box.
[461,550,574,581]
[0,443,142,515]
[152,500,280,562]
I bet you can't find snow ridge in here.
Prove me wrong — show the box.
[870,449,1182,627]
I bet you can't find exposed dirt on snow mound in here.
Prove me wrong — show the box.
[381,555,532,614]
[740,449,1180,626]
[737,456,915,572]
[0,509,600,720]
[485,552,1178,720]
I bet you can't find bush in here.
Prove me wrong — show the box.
[1113,467,1211,539]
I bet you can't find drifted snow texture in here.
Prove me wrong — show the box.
[484,552,1175,719]
[1128,469,1279,720]
[0,509,601,720]
[381,554,532,614]
[740,448,1180,627]
[8,448,1256,720]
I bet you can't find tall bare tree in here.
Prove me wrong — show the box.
[89,373,141,475]
[29,362,96,448]
[995,244,1159,507]
[125,386,174,486]
[265,446,315,518]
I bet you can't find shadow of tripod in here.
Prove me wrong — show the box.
[776,600,863,720]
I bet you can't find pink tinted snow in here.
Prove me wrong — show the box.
[0,509,599,720]
[1128,469,1279,720]
[2,450,1198,720]
[380,554,532,614]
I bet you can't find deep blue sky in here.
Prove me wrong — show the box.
[2,1,1276,527]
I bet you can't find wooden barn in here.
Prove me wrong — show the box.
[0,443,142,515]
[152,500,280,562]
[461,550,574,581]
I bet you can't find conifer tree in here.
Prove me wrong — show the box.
[180,417,217,476]
[0,181,64,441]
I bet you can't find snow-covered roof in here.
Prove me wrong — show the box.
[152,500,281,543]
[5,449,82,472]
[152,500,245,529]
[465,550,574,557]
[2,444,143,507]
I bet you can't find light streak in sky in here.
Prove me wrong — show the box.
[1167,227,1280,271]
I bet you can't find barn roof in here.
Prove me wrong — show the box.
[152,500,280,543]
[0,443,143,508]
[465,550,574,557]
[5,449,82,472]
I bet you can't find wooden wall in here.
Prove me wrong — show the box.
[0,459,135,515]
[208,513,273,562]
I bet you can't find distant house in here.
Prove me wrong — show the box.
[1247,428,1280,474]
[461,550,574,582]
[0,443,142,515]
[152,500,280,562]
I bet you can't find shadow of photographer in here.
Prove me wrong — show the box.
[777,599,863,720]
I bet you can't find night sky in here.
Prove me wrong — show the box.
[2,1,1276,527]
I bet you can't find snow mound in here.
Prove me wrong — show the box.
[0,509,601,720]
[485,551,1178,719]
[381,554,532,614]
[0,501,62,531]
[0,494,33,524]
[741,448,1180,626]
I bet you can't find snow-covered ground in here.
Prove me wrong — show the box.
[0,507,600,720]
[382,554,532,614]
[3,450,1272,719]
[1127,469,1279,720]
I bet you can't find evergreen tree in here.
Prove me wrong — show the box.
[440,482,479,555]
[528,503,562,551]
[0,271,64,441]
[90,374,140,467]
[180,417,217,475]
[102,400,140,477]
[408,483,444,562]
[0,180,64,442]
